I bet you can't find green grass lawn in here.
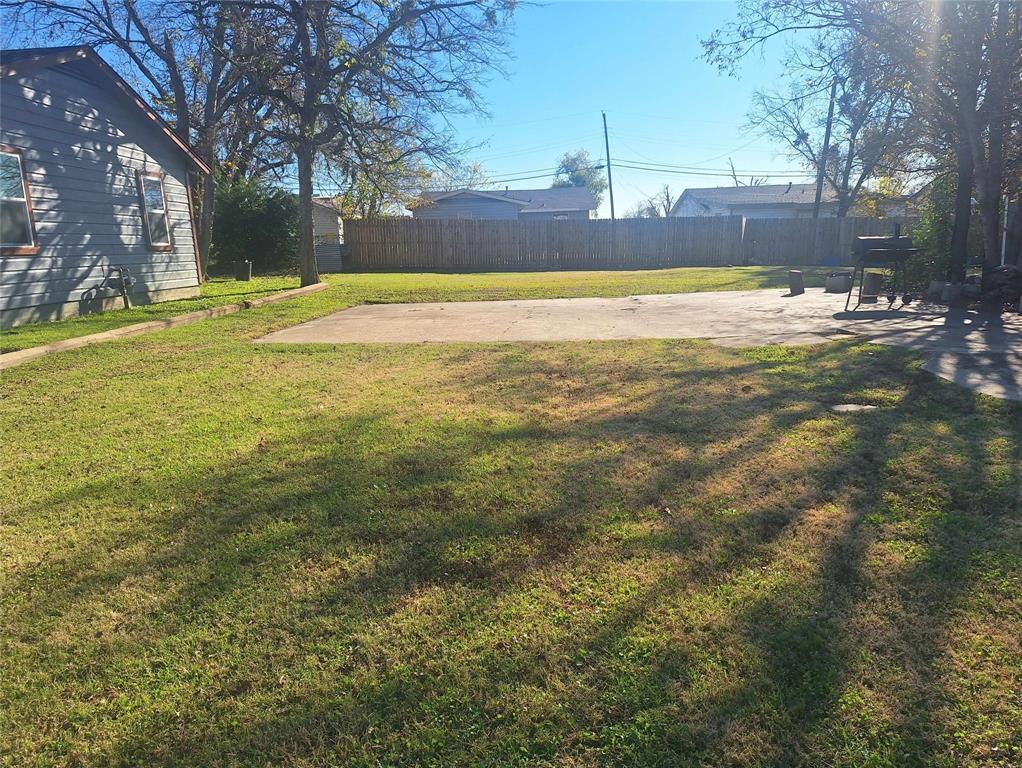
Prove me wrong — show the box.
[2,269,1019,767]
[0,275,302,353]
[0,266,827,354]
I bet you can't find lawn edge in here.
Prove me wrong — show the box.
[0,282,328,370]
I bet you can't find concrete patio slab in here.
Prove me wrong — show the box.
[256,288,1022,401]
[922,351,1022,401]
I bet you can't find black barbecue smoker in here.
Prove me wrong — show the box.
[844,234,922,311]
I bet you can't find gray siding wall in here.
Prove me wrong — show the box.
[519,209,590,221]
[672,197,842,219]
[312,202,343,272]
[671,197,725,217]
[315,245,344,273]
[732,204,839,219]
[311,201,340,239]
[412,194,521,220]
[732,205,802,220]
[1,60,200,325]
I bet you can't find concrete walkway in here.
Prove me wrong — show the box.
[2,283,328,371]
[256,289,1022,401]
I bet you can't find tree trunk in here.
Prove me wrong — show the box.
[197,172,215,280]
[296,138,320,287]
[972,157,1003,277]
[1004,195,1022,268]
[193,125,219,280]
[948,148,974,283]
[196,24,225,283]
[963,2,1008,282]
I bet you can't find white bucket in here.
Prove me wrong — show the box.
[928,280,948,301]
[941,283,963,304]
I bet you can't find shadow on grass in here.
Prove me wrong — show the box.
[4,339,1020,766]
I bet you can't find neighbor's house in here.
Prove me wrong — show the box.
[1,46,210,327]
[669,183,840,219]
[311,196,344,273]
[410,187,596,220]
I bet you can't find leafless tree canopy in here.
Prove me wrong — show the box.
[627,185,677,218]
[206,0,514,284]
[705,0,1022,274]
[2,0,515,283]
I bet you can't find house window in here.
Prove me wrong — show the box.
[137,170,172,250]
[1,147,37,254]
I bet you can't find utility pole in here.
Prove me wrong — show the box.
[602,111,615,221]
[813,78,838,219]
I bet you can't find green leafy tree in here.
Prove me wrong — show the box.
[906,173,954,287]
[552,150,607,208]
[211,177,298,273]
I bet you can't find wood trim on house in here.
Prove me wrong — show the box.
[0,144,40,257]
[0,47,88,79]
[185,171,203,282]
[422,189,530,206]
[1,47,212,175]
[87,51,212,175]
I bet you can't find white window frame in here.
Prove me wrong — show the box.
[0,146,38,255]
[137,169,173,251]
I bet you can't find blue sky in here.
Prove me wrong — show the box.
[440,0,815,217]
[0,0,812,215]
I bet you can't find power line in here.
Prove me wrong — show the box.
[612,162,811,180]
[302,160,606,194]
[466,133,604,162]
[605,110,746,127]
[480,171,565,184]
[470,110,598,130]
[609,129,776,152]
[612,158,810,176]
[615,166,809,180]
[471,165,561,179]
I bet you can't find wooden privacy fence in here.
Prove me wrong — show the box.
[742,216,916,266]
[342,215,917,272]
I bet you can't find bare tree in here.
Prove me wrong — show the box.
[321,135,435,218]
[228,0,514,285]
[628,185,678,218]
[426,162,491,192]
[728,157,767,188]
[0,0,270,277]
[747,34,915,216]
[704,0,1022,280]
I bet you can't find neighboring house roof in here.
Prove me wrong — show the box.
[0,45,211,175]
[670,183,837,215]
[415,186,597,213]
[312,196,343,212]
[420,189,529,207]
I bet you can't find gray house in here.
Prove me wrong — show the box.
[669,183,840,219]
[1,46,210,327]
[411,187,596,220]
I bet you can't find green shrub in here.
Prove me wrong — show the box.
[907,173,953,288]
[211,178,298,273]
